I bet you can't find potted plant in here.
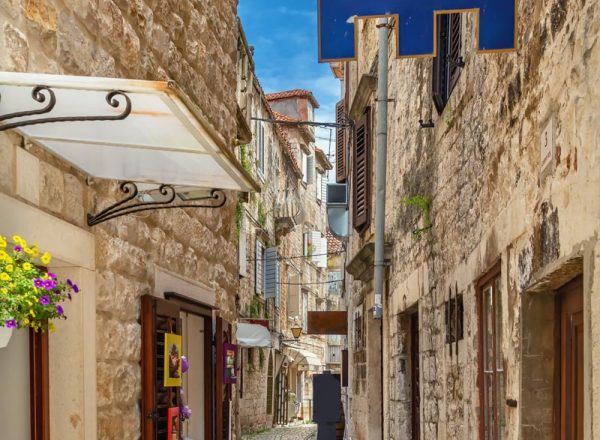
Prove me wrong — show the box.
[0,235,79,348]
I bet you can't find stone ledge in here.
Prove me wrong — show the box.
[525,254,583,294]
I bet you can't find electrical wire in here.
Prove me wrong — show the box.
[245,251,345,262]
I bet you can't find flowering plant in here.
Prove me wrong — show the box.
[0,235,79,332]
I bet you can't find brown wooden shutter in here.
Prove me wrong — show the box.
[352,108,371,233]
[432,14,462,114]
[448,14,462,93]
[335,100,347,183]
[141,295,181,440]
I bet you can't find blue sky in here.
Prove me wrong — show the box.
[238,1,340,155]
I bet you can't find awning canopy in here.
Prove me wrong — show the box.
[0,72,259,192]
[236,323,272,348]
[283,344,323,372]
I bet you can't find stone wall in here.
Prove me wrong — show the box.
[0,0,241,438]
[343,0,600,438]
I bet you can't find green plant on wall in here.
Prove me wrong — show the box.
[257,201,267,228]
[235,198,244,242]
[240,144,253,174]
[401,195,433,240]
[248,295,262,319]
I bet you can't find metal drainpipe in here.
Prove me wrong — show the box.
[373,17,389,320]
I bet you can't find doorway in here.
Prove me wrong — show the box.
[410,312,420,440]
[558,276,584,440]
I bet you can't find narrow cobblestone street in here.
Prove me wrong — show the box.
[242,424,317,440]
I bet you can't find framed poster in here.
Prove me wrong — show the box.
[164,333,183,387]
[223,343,237,384]
[167,407,180,438]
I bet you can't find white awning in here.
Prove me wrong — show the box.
[0,72,259,192]
[236,323,272,348]
[283,344,323,372]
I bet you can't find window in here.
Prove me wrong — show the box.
[432,14,462,114]
[352,107,372,233]
[255,240,265,295]
[335,100,347,183]
[478,267,505,440]
[302,290,309,331]
[316,172,323,201]
[445,293,464,344]
[301,151,308,184]
[354,304,364,349]
[264,247,280,306]
[255,119,265,177]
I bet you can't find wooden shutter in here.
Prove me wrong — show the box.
[255,240,264,295]
[321,174,328,203]
[335,100,347,183]
[266,351,274,415]
[264,247,280,301]
[352,108,372,233]
[432,14,450,114]
[432,14,462,114]
[448,14,462,93]
[141,295,181,440]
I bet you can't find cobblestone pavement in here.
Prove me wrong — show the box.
[242,424,317,440]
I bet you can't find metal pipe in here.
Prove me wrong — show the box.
[373,18,389,320]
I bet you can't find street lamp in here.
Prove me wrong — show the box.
[290,324,303,340]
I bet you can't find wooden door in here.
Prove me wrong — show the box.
[410,313,420,440]
[559,276,584,440]
[141,296,182,439]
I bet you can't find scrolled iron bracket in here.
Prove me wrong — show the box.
[87,182,227,226]
[0,85,132,132]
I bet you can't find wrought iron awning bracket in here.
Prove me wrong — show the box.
[87,182,227,226]
[0,85,132,132]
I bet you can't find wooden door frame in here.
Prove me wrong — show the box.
[164,292,214,440]
[30,329,49,440]
[554,275,584,440]
[477,262,501,440]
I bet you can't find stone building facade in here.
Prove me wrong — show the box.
[334,1,600,439]
[0,0,249,439]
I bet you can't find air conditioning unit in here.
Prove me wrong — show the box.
[327,183,348,206]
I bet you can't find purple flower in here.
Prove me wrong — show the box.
[4,319,16,329]
[43,280,56,290]
[39,295,50,306]
[56,304,64,315]
[67,293,72,302]
[47,272,57,279]
[181,405,192,420]
[13,245,22,252]
[67,279,73,287]
[72,284,79,293]
[34,279,44,288]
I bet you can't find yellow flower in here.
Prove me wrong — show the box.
[29,309,35,318]
[40,252,52,265]
[13,235,27,248]
[31,246,39,257]
[0,273,11,281]
[0,288,7,295]
[22,262,32,271]
[0,236,6,248]
[24,247,33,255]
[22,318,29,326]
[48,322,56,333]
[0,251,7,260]
[5,264,13,273]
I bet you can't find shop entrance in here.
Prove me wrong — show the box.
[558,276,584,440]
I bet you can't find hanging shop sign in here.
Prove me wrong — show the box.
[223,343,238,384]
[318,0,517,61]
[164,333,183,387]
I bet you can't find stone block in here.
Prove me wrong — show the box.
[25,0,57,32]
[39,161,64,214]
[4,23,29,71]
[63,173,84,226]
[0,134,17,194]
[15,147,40,205]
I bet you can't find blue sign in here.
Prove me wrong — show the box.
[318,0,516,61]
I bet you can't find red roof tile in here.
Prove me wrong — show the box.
[327,230,344,254]
[266,89,320,109]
